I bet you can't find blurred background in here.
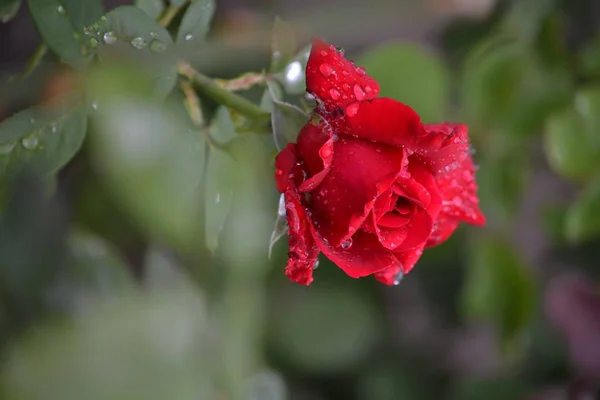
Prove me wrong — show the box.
[1,0,600,399]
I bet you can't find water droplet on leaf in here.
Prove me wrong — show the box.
[184,34,193,41]
[21,136,39,150]
[103,31,117,44]
[150,32,158,38]
[149,39,166,53]
[130,37,147,49]
[57,5,65,15]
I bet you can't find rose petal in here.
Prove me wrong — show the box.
[374,246,424,285]
[274,144,300,193]
[306,39,379,113]
[420,123,470,175]
[310,137,407,247]
[377,212,411,228]
[336,97,427,147]
[283,186,320,285]
[425,213,460,248]
[312,229,397,278]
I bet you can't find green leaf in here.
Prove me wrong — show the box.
[579,34,600,80]
[89,97,205,252]
[266,81,308,150]
[461,236,536,347]
[565,175,600,243]
[204,147,235,253]
[135,0,164,19]
[0,106,87,183]
[1,0,20,23]
[0,290,209,400]
[270,17,297,72]
[544,108,600,181]
[86,6,176,99]
[274,45,311,95]
[28,0,104,68]
[176,0,215,44]
[358,42,450,123]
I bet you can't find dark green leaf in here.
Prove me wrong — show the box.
[565,175,600,243]
[134,0,164,19]
[1,0,20,23]
[176,0,215,44]
[270,17,297,72]
[0,106,87,183]
[204,147,235,253]
[87,6,176,99]
[28,0,104,68]
[579,34,600,80]
[358,42,450,123]
[461,236,536,347]
[89,97,205,252]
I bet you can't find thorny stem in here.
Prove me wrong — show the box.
[177,62,270,125]
[158,5,182,28]
[214,73,268,92]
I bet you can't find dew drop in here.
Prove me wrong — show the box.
[353,84,366,100]
[319,63,334,77]
[356,66,366,76]
[91,101,98,110]
[89,37,99,48]
[57,5,66,15]
[345,102,360,117]
[21,136,39,150]
[313,259,320,269]
[319,145,332,159]
[184,33,193,41]
[364,85,373,93]
[275,168,283,176]
[341,238,353,249]
[215,193,221,204]
[393,270,404,285]
[130,37,147,49]
[150,31,158,38]
[149,39,166,53]
[51,124,58,134]
[335,46,345,55]
[103,31,117,44]
[0,142,15,155]
[329,88,341,100]
[320,50,328,57]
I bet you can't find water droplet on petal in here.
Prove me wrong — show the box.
[319,63,334,77]
[21,136,39,150]
[353,84,366,101]
[149,39,166,53]
[356,66,366,76]
[320,50,328,57]
[0,142,15,155]
[364,86,373,93]
[319,145,332,159]
[57,5,66,15]
[331,134,339,142]
[103,31,117,44]
[329,88,341,100]
[184,33,193,41]
[345,102,360,117]
[130,37,147,49]
[275,168,283,176]
[393,270,404,286]
[341,238,353,249]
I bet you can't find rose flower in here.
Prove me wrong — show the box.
[274,39,485,286]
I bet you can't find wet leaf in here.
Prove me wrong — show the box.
[461,236,536,347]
[358,41,450,123]
[270,17,297,72]
[87,6,176,99]
[176,0,215,44]
[135,0,164,19]
[28,0,104,68]
[0,0,20,23]
[0,105,87,184]
[205,147,235,253]
[268,194,287,259]
[565,175,600,243]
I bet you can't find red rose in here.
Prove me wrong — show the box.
[274,39,485,286]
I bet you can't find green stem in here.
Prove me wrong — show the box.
[177,62,269,123]
[158,5,182,28]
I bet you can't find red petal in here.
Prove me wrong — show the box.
[310,137,407,247]
[419,123,470,175]
[374,246,424,285]
[306,39,379,113]
[312,229,397,278]
[335,98,427,147]
[274,144,299,193]
[283,186,320,285]
[425,213,460,248]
